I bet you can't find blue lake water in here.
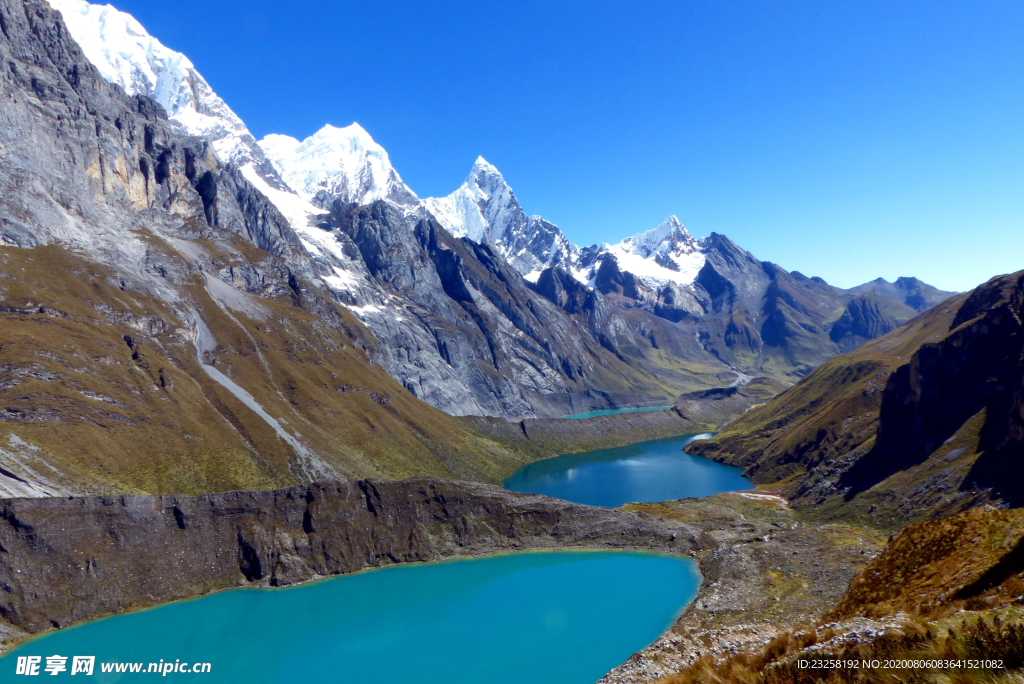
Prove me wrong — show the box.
[504,433,751,508]
[0,552,699,684]
[559,406,673,420]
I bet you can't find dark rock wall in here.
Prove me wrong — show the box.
[0,0,305,271]
[842,271,1024,500]
[0,479,705,634]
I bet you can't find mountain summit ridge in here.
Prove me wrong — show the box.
[44,0,812,294]
[28,0,959,418]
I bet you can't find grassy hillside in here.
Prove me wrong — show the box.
[685,270,1024,528]
[0,243,534,496]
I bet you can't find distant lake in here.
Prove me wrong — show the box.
[558,406,673,420]
[504,433,751,508]
[0,552,699,684]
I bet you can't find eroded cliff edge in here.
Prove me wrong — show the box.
[0,478,708,637]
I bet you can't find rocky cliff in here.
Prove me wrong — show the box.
[0,478,707,635]
[840,270,1024,503]
[688,270,1024,528]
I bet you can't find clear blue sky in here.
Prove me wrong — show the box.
[109,0,1021,292]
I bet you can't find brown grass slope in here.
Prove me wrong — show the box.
[832,506,1024,620]
[0,244,533,496]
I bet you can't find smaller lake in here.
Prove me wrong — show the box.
[0,552,699,684]
[504,433,750,508]
[559,406,673,420]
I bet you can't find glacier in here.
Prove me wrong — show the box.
[259,124,419,209]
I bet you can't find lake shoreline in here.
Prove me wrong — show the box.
[502,433,749,509]
[1,549,704,670]
[460,382,780,483]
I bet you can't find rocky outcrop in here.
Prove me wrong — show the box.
[688,270,1023,527]
[532,266,596,315]
[0,478,707,634]
[840,271,1024,502]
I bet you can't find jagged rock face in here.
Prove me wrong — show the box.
[594,255,649,300]
[0,478,706,633]
[322,202,695,418]
[532,267,595,315]
[0,0,304,269]
[841,271,1024,501]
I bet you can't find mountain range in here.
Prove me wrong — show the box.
[57,0,961,407]
[0,0,961,495]
[6,4,1024,679]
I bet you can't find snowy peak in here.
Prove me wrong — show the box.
[421,158,577,276]
[259,124,418,209]
[573,216,706,289]
[470,155,501,176]
[423,156,521,244]
[618,216,698,259]
[49,0,259,165]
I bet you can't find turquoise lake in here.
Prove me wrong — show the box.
[559,406,673,420]
[0,552,699,684]
[504,433,751,507]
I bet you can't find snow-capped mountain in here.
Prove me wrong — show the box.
[259,125,419,209]
[423,157,513,244]
[49,0,264,166]
[50,0,709,295]
[423,157,577,276]
[574,216,707,288]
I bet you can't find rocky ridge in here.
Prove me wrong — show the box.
[688,269,1024,528]
[0,478,707,637]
